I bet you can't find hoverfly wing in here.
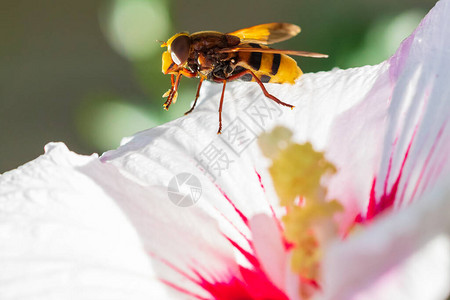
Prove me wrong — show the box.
[218,47,328,58]
[226,23,301,45]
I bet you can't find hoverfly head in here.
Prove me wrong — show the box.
[165,33,190,66]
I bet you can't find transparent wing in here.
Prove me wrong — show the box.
[227,23,301,45]
[218,47,328,58]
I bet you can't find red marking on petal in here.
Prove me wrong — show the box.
[214,208,251,244]
[365,177,378,221]
[215,184,249,225]
[196,265,290,300]
[356,129,416,223]
[255,169,287,246]
[157,234,290,300]
[255,169,266,193]
[300,276,321,290]
[190,234,290,300]
[422,149,449,197]
[153,187,292,299]
[409,121,446,203]
[224,235,260,268]
[383,155,393,195]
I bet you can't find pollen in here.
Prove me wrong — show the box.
[259,126,342,282]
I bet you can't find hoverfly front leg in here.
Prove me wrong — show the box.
[163,73,182,110]
[162,74,175,100]
[185,77,204,115]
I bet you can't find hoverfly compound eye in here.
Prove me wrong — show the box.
[170,35,190,65]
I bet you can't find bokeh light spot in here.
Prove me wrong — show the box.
[338,9,425,68]
[101,0,170,60]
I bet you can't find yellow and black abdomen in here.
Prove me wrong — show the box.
[236,44,302,84]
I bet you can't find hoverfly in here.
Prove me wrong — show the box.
[160,23,327,134]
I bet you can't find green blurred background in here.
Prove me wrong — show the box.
[0,0,437,173]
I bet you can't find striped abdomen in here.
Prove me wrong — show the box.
[235,43,302,84]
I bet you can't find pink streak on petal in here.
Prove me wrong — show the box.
[382,137,398,195]
[191,234,289,299]
[409,121,447,204]
[253,170,296,251]
[383,156,393,196]
[254,169,285,241]
[215,184,248,225]
[254,170,266,193]
[224,235,260,268]
[421,145,449,199]
[250,214,289,292]
[214,208,251,243]
[154,183,292,299]
[356,128,416,223]
[196,266,290,300]
[158,233,290,299]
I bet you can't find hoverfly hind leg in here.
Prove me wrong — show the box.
[217,80,227,134]
[249,70,294,109]
[226,69,294,109]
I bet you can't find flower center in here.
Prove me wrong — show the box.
[259,127,342,288]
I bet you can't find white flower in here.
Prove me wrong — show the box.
[1,0,450,299]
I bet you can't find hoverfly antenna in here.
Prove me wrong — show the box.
[157,40,167,47]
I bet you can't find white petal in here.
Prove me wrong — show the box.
[0,143,170,299]
[352,236,450,300]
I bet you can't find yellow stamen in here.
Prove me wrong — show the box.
[259,126,342,282]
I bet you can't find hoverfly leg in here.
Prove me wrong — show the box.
[185,77,204,115]
[223,69,295,109]
[163,73,182,110]
[217,80,227,134]
[162,74,175,98]
[248,70,294,108]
